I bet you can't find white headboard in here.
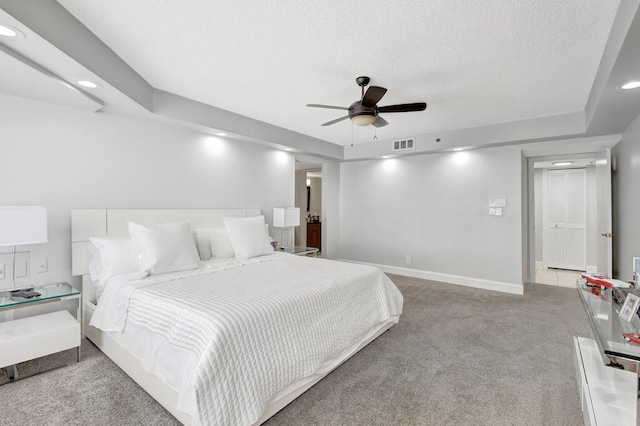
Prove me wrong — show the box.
[71,208,261,277]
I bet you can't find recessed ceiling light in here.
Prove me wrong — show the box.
[621,81,640,90]
[216,132,227,136]
[77,80,101,89]
[552,161,573,166]
[0,24,25,38]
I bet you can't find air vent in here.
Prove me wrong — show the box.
[392,138,415,151]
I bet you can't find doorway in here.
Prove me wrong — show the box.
[531,157,598,287]
[295,160,322,254]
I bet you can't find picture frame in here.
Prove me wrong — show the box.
[619,293,640,322]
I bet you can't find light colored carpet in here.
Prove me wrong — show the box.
[0,275,590,425]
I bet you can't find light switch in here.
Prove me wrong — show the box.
[489,208,503,216]
[37,258,48,273]
[14,252,30,286]
[15,258,27,278]
[489,198,506,208]
[0,254,13,290]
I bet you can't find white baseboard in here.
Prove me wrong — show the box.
[585,265,598,273]
[339,259,524,295]
[535,261,544,269]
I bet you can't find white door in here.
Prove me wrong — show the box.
[595,149,613,277]
[547,169,586,270]
[548,170,567,268]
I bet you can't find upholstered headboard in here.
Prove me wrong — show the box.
[71,208,261,277]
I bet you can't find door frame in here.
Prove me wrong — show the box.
[524,152,608,283]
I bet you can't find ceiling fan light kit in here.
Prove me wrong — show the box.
[307,76,427,129]
[351,114,377,126]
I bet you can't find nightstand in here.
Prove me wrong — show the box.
[0,282,81,381]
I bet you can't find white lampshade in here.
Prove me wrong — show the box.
[273,207,300,228]
[0,206,48,246]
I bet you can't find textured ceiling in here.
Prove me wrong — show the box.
[57,0,619,146]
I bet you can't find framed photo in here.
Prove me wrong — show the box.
[619,293,640,322]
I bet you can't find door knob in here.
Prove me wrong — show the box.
[600,232,615,238]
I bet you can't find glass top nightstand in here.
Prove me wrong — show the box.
[0,282,80,311]
[278,246,319,256]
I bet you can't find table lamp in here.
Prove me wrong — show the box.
[0,206,48,290]
[273,207,300,249]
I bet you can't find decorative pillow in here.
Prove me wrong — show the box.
[196,228,236,259]
[89,236,139,285]
[128,220,200,275]
[195,228,214,260]
[207,228,236,258]
[223,215,275,260]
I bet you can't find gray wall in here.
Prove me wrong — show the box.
[612,113,640,279]
[0,94,294,288]
[339,146,523,292]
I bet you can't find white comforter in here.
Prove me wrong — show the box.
[91,253,403,425]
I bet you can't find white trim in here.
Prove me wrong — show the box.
[535,261,544,269]
[340,259,524,295]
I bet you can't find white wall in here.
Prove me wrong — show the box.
[0,94,294,289]
[339,147,523,294]
[612,113,640,278]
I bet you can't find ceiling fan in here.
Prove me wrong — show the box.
[307,76,427,127]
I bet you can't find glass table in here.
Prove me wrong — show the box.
[575,280,640,425]
[277,246,319,256]
[0,282,81,382]
[0,282,80,312]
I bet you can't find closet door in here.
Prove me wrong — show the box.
[547,169,586,270]
[565,169,586,270]
[547,170,567,268]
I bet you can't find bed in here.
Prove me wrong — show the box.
[71,208,403,425]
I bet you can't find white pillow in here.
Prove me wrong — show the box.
[223,216,275,260]
[207,228,236,258]
[89,236,139,285]
[196,228,236,259]
[128,220,201,275]
[195,228,214,260]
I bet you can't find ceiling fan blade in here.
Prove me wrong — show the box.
[307,104,348,110]
[378,102,427,113]
[372,116,389,128]
[361,86,387,107]
[321,115,350,126]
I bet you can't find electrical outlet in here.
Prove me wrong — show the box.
[405,255,412,264]
[37,258,48,273]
